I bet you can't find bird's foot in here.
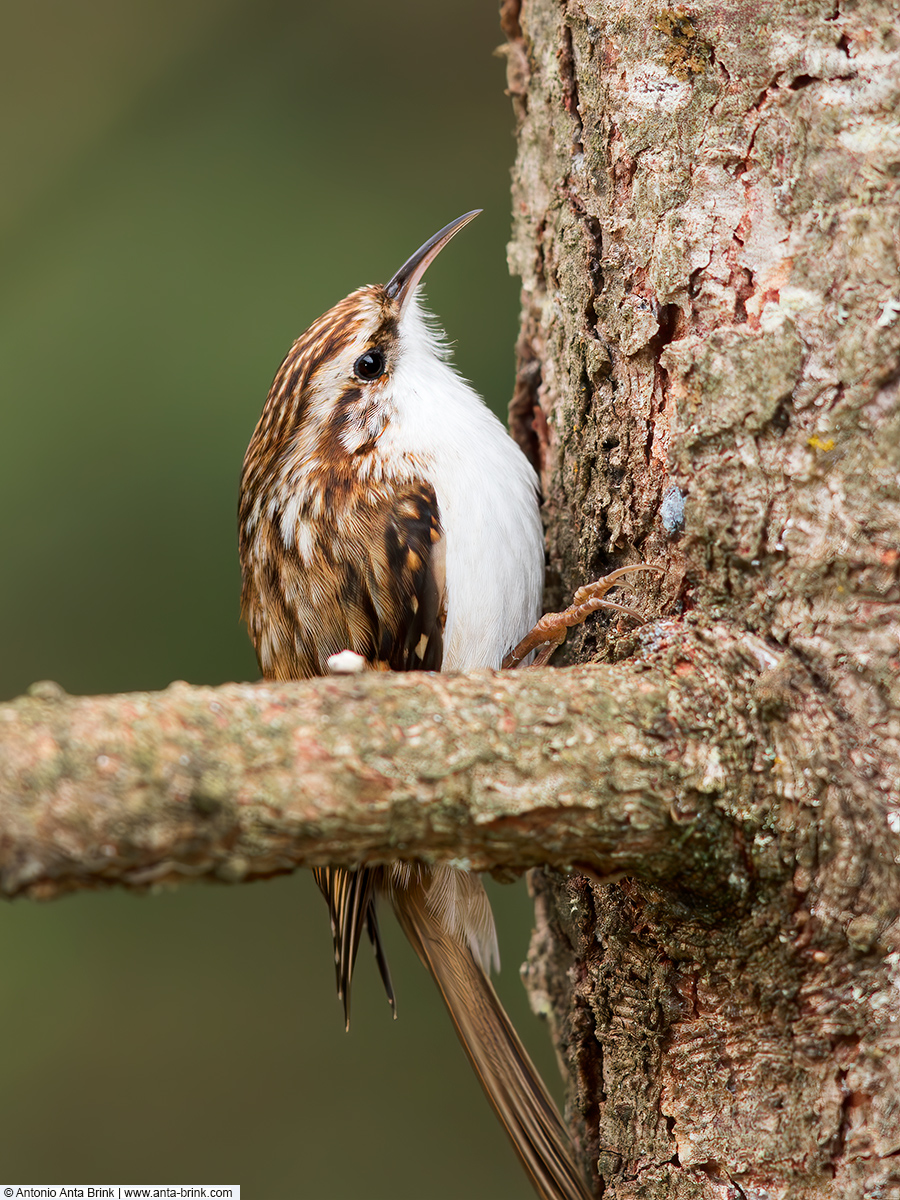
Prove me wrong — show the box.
[502,564,663,669]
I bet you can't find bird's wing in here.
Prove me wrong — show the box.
[311,864,393,1029]
[242,479,445,681]
[360,480,446,673]
[244,478,446,1025]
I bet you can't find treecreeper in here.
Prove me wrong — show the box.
[238,210,648,1200]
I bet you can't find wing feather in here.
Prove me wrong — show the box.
[242,478,445,1023]
[242,480,444,680]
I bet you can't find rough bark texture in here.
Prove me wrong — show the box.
[501,0,900,1195]
[1,3,898,1196]
[0,629,791,902]
[0,657,763,902]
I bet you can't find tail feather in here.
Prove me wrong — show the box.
[313,865,395,1027]
[391,876,593,1200]
[365,896,397,1016]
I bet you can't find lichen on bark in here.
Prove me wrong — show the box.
[503,0,900,1194]
[0,2,898,1196]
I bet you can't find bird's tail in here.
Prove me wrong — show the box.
[390,872,593,1200]
[313,865,396,1029]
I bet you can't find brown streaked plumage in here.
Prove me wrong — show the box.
[392,869,591,1200]
[238,212,593,1200]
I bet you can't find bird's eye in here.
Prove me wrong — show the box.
[354,349,386,381]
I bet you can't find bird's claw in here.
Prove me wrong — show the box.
[502,564,663,670]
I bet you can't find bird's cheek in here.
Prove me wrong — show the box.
[338,402,389,456]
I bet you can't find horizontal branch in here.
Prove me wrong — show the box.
[0,625,793,902]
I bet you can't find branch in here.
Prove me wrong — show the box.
[0,622,803,903]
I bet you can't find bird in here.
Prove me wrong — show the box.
[238,210,593,1200]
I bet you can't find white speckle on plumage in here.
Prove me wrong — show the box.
[327,649,367,675]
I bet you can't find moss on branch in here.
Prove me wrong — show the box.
[0,621,796,903]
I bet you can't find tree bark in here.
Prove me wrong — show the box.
[501,0,900,1195]
[0,627,819,902]
[1,1,898,1196]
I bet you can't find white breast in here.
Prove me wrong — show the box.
[382,293,544,670]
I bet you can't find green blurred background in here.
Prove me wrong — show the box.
[0,1,562,1196]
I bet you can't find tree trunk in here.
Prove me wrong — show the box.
[501,0,900,1195]
[2,2,899,1196]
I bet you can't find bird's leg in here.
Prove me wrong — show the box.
[502,564,664,670]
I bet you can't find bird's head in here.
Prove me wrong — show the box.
[241,211,480,505]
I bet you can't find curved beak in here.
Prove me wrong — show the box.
[384,210,481,309]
